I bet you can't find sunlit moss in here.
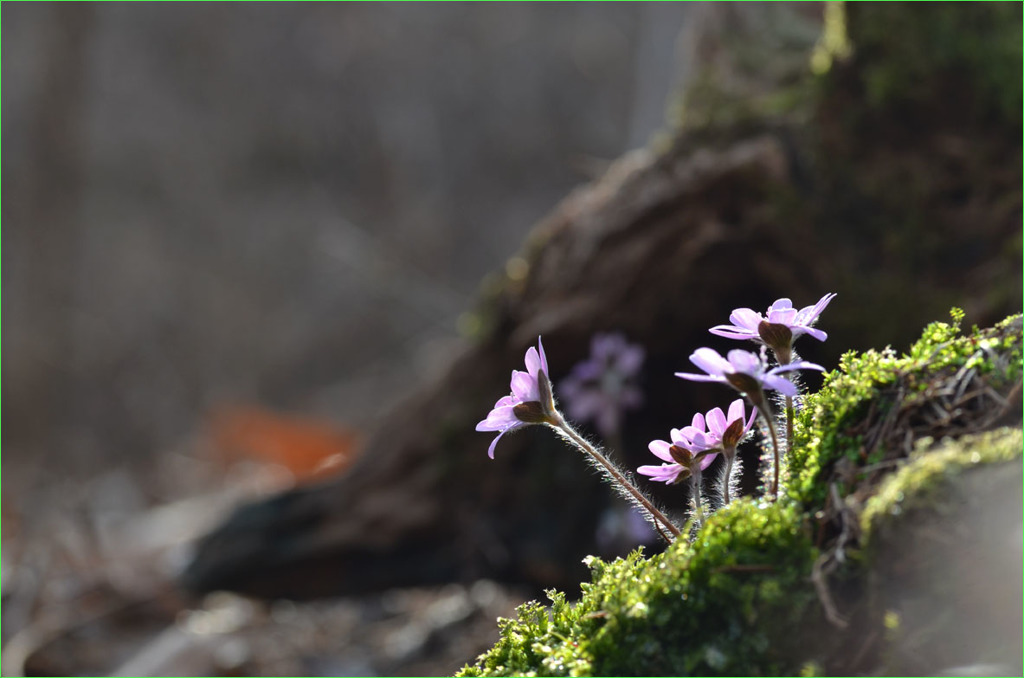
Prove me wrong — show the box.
[861,428,1023,544]
[458,313,1021,676]
[460,500,820,676]
[787,310,1022,509]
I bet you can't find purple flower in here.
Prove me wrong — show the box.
[636,415,720,485]
[710,294,836,362]
[676,347,824,399]
[476,337,555,459]
[637,399,756,485]
[707,398,758,449]
[559,333,644,437]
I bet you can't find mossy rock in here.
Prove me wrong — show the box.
[458,313,1022,676]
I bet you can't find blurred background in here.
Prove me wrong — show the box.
[2,2,1021,676]
[3,3,697,675]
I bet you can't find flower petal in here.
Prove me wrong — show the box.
[726,349,762,375]
[648,439,674,462]
[709,325,759,340]
[773,360,825,374]
[706,407,727,438]
[745,407,758,432]
[768,307,798,325]
[524,346,541,378]
[537,336,549,375]
[726,398,745,424]
[637,463,684,484]
[797,292,836,325]
[799,327,828,342]
[487,429,508,459]
[728,308,763,332]
[689,348,732,377]
[675,372,723,384]
[678,426,702,445]
[476,405,519,431]
[510,370,539,402]
[762,374,799,396]
[698,449,719,471]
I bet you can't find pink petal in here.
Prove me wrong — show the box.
[648,439,674,462]
[773,360,825,374]
[510,370,538,402]
[768,307,798,325]
[677,426,702,444]
[476,405,519,431]
[797,292,837,325]
[799,327,828,342]
[637,463,684,484]
[690,348,732,377]
[698,450,719,471]
[524,346,541,378]
[727,398,745,424]
[537,336,549,375]
[706,407,728,437]
[709,325,759,340]
[675,372,723,384]
[744,406,758,433]
[487,429,508,459]
[728,308,763,331]
[726,349,762,375]
[762,374,798,396]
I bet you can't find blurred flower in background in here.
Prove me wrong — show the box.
[558,333,645,439]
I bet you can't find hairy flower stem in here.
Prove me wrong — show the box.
[553,415,681,539]
[786,395,794,455]
[755,403,782,501]
[721,453,734,505]
[689,469,705,528]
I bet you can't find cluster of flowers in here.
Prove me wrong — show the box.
[477,294,836,539]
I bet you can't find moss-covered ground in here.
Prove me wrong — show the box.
[458,313,1022,676]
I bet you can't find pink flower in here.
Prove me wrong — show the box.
[637,415,719,485]
[637,399,755,485]
[711,294,836,343]
[706,398,757,449]
[476,337,554,458]
[675,347,823,398]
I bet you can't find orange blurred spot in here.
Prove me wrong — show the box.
[208,405,361,483]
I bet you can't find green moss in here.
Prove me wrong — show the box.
[787,310,1022,509]
[861,428,1023,545]
[459,313,1021,676]
[460,500,820,677]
